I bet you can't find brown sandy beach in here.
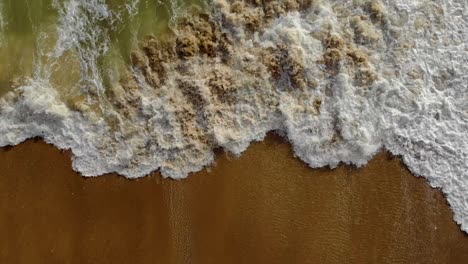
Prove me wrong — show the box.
[0,134,467,264]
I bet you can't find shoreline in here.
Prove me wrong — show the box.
[1,133,467,263]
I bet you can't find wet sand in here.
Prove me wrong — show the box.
[0,134,467,264]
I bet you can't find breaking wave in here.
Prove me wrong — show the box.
[0,0,467,231]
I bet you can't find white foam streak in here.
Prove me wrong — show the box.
[0,1,5,46]
[53,0,114,98]
[125,0,140,16]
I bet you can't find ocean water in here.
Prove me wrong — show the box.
[0,0,467,231]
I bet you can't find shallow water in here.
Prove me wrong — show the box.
[0,0,203,96]
[0,0,56,96]
[1,136,468,263]
[0,0,467,233]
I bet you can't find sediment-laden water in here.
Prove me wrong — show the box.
[0,0,467,231]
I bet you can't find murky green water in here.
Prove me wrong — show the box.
[0,0,57,95]
[0,0,205,97]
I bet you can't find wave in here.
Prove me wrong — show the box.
[0,0,467,232]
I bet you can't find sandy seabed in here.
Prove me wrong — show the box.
[0,134,467,264]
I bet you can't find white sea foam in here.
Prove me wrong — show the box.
[52,0,115,97]
[0,2,5,46]
[0,0,467,232]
